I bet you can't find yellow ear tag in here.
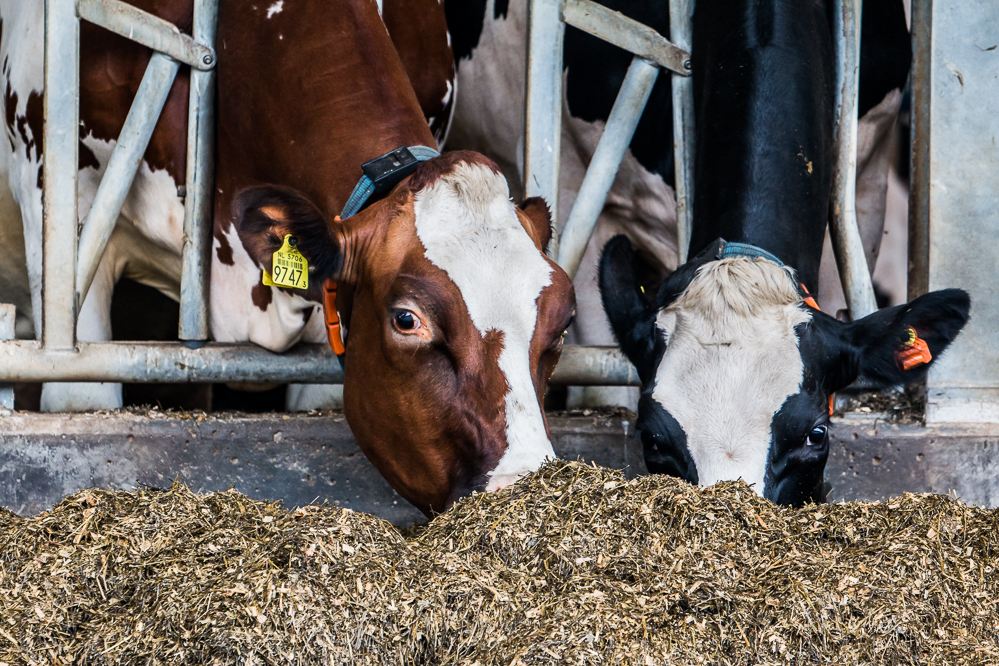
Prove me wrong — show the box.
[262,234,308,290]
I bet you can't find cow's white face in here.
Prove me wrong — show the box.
[650,259,810,492]
[600,235,971,506]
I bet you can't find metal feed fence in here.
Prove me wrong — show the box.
[0,0,896,407]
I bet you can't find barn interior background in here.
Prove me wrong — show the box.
[0,0,996,526]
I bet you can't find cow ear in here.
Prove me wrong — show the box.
[518,197,553,253]
[826,288,971,391]
[234,185,344,283]
[599,235,663,385]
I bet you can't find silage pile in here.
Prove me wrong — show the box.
[0,461,997,665]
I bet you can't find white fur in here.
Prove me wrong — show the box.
[413,162,555,490]
[651,258,811,494]
[266,1,283,18]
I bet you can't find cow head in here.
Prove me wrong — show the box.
[235,152,575,515]
[600,236,970,506]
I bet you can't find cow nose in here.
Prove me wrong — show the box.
[484,471,529,492]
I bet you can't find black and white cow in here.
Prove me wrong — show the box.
[444,0,913,408]
[599,0,969,505]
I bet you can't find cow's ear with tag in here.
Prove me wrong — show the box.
[599,235,665,386]
[234,185,344,283]
[518,197,553,253]
[822,288,971,392]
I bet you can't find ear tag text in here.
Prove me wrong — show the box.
[263,235,309,290]
[895,325,932,371]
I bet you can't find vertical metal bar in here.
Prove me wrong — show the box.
[0,304,14,410]
[525,0,566,260]
[908,0,931,302]
[76,53,181,308]
[42,0,80,351]
[829,0,878,320]
[179,0,218,342]
[670,0,695,264]
[557,57,659,279]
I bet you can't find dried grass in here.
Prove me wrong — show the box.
[0,461,996,665]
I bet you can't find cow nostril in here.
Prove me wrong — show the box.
[485,472,526,492]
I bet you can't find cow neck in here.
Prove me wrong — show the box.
[321,145,441,360]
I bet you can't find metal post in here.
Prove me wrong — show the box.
[0,305,13,410]
[670,0,695,264]
[908,0,931,302]
[525,0,566,259]
[557,57,659,279]
[179,0,218,343]
[43,0,80,352]
[829,0,878,320]
[75,53,181,308]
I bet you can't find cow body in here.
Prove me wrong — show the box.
[0,0,574,514]
[600,0,969,505]
[445,0,912,407]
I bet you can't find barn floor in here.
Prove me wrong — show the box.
[0,408,996,525]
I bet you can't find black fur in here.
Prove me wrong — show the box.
[233,185,344,286]
[637,392,698,484]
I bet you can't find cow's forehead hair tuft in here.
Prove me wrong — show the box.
[669,257,804,320]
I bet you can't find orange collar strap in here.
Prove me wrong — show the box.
[322,279,346,356]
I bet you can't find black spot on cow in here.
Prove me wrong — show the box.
[494,0,509,19]
[445,0,488,67]
[858,0,911,118]
[5,82,17,140]
[79,142,100,171]
[24,91,43,162]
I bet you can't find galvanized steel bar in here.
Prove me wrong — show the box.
[75,53,181,308]
[0,305,13,409]
[557,56,659,279]
[525,0,566,258]
[564,0,691,75]
[43,0,81,352]
[908,0,931,302]
[179,0,218,342]
[670,0,695,264]
[0,342,639,386]
[829,0,878,320]
[77,0,217,70]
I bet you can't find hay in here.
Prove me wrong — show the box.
[1,461,997,665]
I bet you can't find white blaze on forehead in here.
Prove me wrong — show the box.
[651,258,811,494]
[413,161,555,490]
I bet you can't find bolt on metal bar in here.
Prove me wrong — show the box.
[179,0,218,342]
[829,0,878,321]
[525,0,566,259]
[77,0,216,71]
[557,57,659,279]
[75,52,181,308]
[0,342,639,386]
[564,0,691,75]
[908,0,931,302]
[0,305,14,409]
[43,0,81,352]
[670,0,695,264]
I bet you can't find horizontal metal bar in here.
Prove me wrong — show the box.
[0,343,640,386]
[76,52,180,307]
[43,0,81,352]
[564,0,690,76]
[77,0,216,70]
[558,56,659,279]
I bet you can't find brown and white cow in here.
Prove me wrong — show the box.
[0,0,575,514]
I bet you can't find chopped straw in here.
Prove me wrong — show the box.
[0,460,996,665]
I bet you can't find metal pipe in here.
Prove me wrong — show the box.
[564,0,690,75]
[525,0,566,259]
[179,0,218,342]
[0,305,13,409]
[557,57,659,279]
[0,343,640,386]
[43,0,80,352]
[77,0,216,71]
[75,53,180,308]
[670,0,695,264]
[908,0,931,302]
[829,0,878,320]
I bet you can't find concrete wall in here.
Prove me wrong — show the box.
[0,411,996,525]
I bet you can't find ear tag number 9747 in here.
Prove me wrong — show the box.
[262,234,309,290]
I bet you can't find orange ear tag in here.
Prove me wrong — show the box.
[321,215,347,356]
[895,326,932,371]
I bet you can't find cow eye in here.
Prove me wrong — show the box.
[806,425,828,447]
[393,310,420,332]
